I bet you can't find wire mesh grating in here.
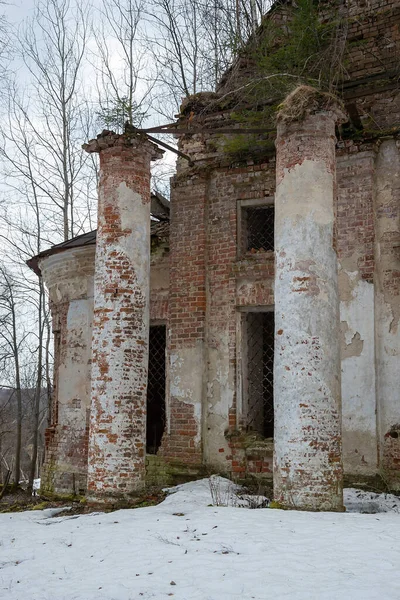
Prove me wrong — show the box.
[243,205,274,252]
[147,325,166,454]
[245,311,274,438]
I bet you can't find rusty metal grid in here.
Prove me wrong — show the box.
[244,205,274,252]
[147,325,166,454]
[246,312,274,438]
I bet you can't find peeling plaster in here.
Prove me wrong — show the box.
[39,247,95,495]
[375,139,400,487]
[339,273,377,474]
[118,182,150,291]
[169,347,203,445]
[204,337,234,467]
[274,113,343,511]
[340,324,364,359]
[278,159,334,226]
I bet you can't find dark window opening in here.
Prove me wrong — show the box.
[147,325,166,454]
[242,205,274,253]
[245,311,274,438]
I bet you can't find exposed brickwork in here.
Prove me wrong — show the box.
[274,103,344,510]
[227,433,273,479]
[39,236,169,495]
[205,164,276,466]
[161,126,278,469]
[168,174,207,352]
[39,247,95,496]
[234,255,274,306]
[344,0,400,80]
[383,426,400,476]
[33,0,400,499]
[159,398,201,463]
[336,143,377,282]
[159,173,208,465]
[84,132,163,502]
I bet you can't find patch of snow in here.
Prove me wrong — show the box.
[236,494,270,509]
[0,477,400,599]
[344,487,400,514]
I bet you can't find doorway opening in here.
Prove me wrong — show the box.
[146,325,166,454]
[243,310,274,438]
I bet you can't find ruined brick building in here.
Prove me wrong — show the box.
[28,0,400,510]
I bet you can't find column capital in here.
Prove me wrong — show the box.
[82,130,164,161]
[276,85,347,128]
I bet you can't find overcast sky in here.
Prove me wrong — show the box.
[4,0,36,24]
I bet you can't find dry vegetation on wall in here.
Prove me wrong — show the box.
[208,0,351,159]
[276,85,344,123]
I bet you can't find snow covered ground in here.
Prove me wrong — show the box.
[1,478,400,600]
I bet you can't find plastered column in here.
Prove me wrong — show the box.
[84,131,163,502]
[274,88,345,511]
[374,139,400,489]
[39,247,95,496]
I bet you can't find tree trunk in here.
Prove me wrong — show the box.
[28,278,44,493]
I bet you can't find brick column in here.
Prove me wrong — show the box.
[274,88,345,511]
[83,131,163,503]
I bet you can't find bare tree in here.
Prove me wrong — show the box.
[0,89,58,490]
[144,0,272,118]
[0,1,11,100]
[0,0,98,491]
[145,0,205,115]
[0,389,16,486]
[94,0,154,130]
[0,268,26,487]
[19,0,94,240]
[25,276,46,492]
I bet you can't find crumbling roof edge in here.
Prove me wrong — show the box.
[26,230,97,277]
[27,219,170,277]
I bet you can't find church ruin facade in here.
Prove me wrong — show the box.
[28,0,400,510]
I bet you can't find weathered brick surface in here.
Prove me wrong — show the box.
[36,0,400,497]
[375,139,400,489]
[39,235,169,495]
[158,0,400,485]
[84,133,163,501]
[335,144,379,476]
[344,0,399,75]
[159,173,207,465]
[39,247,95,496]
[227,433,273,479]
[336,143,377,282]
[274,105,344,510]
[205,164,276,467]
[161,124,277,471]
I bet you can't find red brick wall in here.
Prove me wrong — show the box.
[168,174,207,353]
[159,173,208,464]
[164,137,277,475]
[336,142,377,283]
[205,163,275,471]
[344,0,400,80]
